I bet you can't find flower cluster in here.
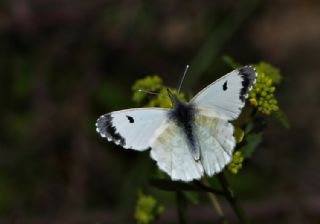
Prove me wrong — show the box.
[227,151,244,174]
[248,63,281,115]
[132,75,186,108]
[132,75,163,106]
[227,128,245,174]
[134,192,164,224]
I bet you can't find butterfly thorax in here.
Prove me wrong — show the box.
[169,99,195,128]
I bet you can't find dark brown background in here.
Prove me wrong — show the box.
[0,0,319,223]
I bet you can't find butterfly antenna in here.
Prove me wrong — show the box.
[138,89,159,95]
[177,65,189,94]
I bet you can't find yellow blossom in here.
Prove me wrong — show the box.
[248,64,280,115]
[135,192,164,224]
[228,151,244,174]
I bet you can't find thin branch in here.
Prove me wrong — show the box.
[208,192,228,224]
[176,192,188,224]
[217,173,250,224]
[149,179,225,195]
[201,179,228,224]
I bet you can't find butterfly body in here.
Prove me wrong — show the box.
[96,66,257,181]
[168,93,200,161]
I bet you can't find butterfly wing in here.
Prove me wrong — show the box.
[150,114,236,181]
[195,114,235,176]
[96,108,169,151]
[150,123,204,181]
[191,66,257,121]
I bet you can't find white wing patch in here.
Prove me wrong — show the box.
[195,114,235,176]
[191,66,257,121]
[150,115,235,181]
[150,123,204,181]
[96,108,168,151]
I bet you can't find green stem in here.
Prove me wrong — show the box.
[176,192,188,224]
[217,173,250,224]
[201,179,228,224]
[207,192,228,224]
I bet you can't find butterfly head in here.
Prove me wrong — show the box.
[167,88,181,107]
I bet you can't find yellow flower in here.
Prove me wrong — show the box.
[132,75,185,108]
[135,192,164,224]
[234,127,244,143]
[228,151,244,174]
[248,63,281,115]
[148,88,186,108]
[132,75,163,106]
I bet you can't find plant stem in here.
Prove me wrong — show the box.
[217,173,250,224]
[176,192,188,224]
[207,192,228,224]
[202,179,228,224]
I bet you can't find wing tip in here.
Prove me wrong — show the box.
[95,113,126,146]
[239,65,257,76]
[238,65,257,102]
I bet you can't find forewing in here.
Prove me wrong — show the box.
[96,108,168,151]
[150,123,204,181]
[195,114,235,176]
[191,66,257,120]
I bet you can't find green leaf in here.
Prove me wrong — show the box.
[149,179,224,195]
[222,55,242,69]
[239,132,263,158]
[244,121,255,135]
[272,109,290,129]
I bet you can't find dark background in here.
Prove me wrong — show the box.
[0,0,319,223]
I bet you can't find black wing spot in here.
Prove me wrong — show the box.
[126,115,134,123]
[223,81,228,91]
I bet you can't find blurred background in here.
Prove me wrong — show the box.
[0,0,319,223]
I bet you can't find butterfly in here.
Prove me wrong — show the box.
[96,66,257,181]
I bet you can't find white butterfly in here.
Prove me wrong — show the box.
[96,66,257,181]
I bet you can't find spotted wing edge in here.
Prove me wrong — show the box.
[190,66,257,121]
[96,108,170,151]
